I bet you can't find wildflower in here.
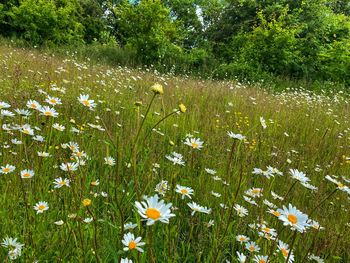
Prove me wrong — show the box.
[271,191,284,201]
[104,156,116,166]
[82,199,92,207]
[53,177,70,188]
[83,217,93,223]
[260,117,267,129]
[236,235,250,243]
[34,201,49,214]
[21,124,34,136]
[243,196,258,206]
[236,252,247,263]
[205,220,215,228]
[178,103,186,113]
[245,188,263,198]
[253,255,268,263]
[290,169,310,183]
[166,152,185,166]
[308,254,324,263]
[277,240,294,262]
[135,194,175,225]
[245,241,260,253]
[227,131,246,140]
[277,204,310,232]
[233,204,248,217]
[38,151,51,157]
[184,137,204,150]
[78,94,97,109]
[1,237,24,250]
[0,101,11,109]
[325,175,349,192]
[59,162,79,172]
[267,209,281,217]
[155,180,169,196]
[187,201,211,216]
[150,83,164,95]
[39,106,59,117]
[46,96,62,106]
[54,220,64,226]
[91,180,99,186]
[20,169,34,179]
[124,222,138,230]
[1,110,15,117]
[0,164,16,174]
[1,237,24,261]
[15,108,31,117]
[26,100,41,110]
[205,168,216,175]
[33,135,44,142]
[211,191,221,198]
[120,258,133,263]
[122,233,145,253]
[52,123,65,131]
[175,185,194,199]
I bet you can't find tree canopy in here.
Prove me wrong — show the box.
[1,0,350,84]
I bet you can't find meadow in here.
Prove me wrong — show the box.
[0,44,349,262]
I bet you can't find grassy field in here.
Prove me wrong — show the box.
[0,44,349,262]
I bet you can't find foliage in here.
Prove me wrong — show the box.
[0,0,350,86]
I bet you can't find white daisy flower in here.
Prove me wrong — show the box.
[122,233,145,253]
[135,194,175,225]
[187,201,211,216]
[34,201,49,214]
[277,203,310,232]
[20,169,34,179]
[184,137,204,150]
[176,185,194,199]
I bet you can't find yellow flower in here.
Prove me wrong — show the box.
[178,103,186,113]
[150,83,164,95]
[82,198,92,207]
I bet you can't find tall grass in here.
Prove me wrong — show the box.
[0,45,349,262]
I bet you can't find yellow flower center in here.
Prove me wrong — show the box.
[50,99,57,104]
[252,189,260,194]
[31,103,37,108]
[337,183,344,188]
[44,111,53,116]
[249,246,255,252]
[272,211,281,217]
[59,181,66,185]
[262,227,270,233]
[128,241,136,250]
[180,189,188,194]
[259,260,266,263]
[82,100,90,106]
[191,142,198,148]
[288,214,298,224]
[239,237,245,241]
[3,167,11,173]
[23,173,31,178]
[281,248,288,257]
[146,208,161,220]
[23,129,30,134]
[38,205,46,210]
